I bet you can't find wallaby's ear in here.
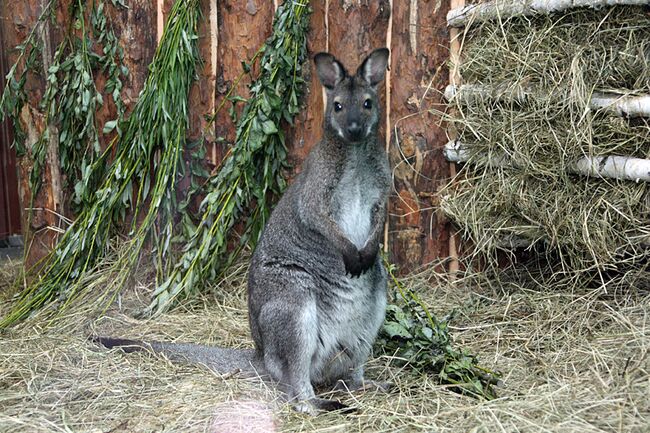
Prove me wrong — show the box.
[356,48,389,87]
[314,53,347,90]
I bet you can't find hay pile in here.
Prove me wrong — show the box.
[442,6,650,287]
[1,260,649,432]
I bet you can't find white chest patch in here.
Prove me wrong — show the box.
[332,163,380,249]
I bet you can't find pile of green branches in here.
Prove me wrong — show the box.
[0,0,201,327]
[375,263,500,400]
[442,6,650,287]
[148,0,311,314]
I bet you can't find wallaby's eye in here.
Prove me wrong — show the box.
[363,99,372,109]
[334,102,343,112]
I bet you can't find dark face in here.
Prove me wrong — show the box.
[326,76,380,143]
[314,48,389,144]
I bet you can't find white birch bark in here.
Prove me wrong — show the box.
[447,0,650,27]
[446,84,650,118]
[444,140,650,182]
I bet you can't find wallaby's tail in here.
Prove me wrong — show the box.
[93,336,266,377]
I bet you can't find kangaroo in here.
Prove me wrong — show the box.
[96,48,391,415]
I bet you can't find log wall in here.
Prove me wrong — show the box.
[1,0,454,274]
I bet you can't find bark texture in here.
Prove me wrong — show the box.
[387,0,452,273]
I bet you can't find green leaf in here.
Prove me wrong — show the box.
[383,322,412,339]
[261,120,278,135]
[103,120,117,133]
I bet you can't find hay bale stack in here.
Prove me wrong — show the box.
[442,5,650,285]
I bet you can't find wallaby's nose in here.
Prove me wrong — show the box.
[347,122,362,139]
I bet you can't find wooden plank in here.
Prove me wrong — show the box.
[387,0,452,274]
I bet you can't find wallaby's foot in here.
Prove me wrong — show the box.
[333,378,392,393]
[293,398,356,415]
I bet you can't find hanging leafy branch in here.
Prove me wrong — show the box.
[0,0,57,157]
[0,0,201,328]
[1,0,126,206]
[375,262,501,400]
[149,0,311,314]
[91,0,127,128]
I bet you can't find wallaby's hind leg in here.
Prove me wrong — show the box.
[257,300,351,414]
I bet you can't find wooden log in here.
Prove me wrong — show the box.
[114,1,157,113]
[285,1,327,174]
[444,83,529,103]
[446,84,650,118]
[213,0,274,168]
[155,0,215,143]
[185,0,218,142]
[386,0,451,274]
[444,140,650,182]
[327,0,391,256]
[39,0,62,219]
[0,22,21,240]
[447,0,650,27]
[1,1,56,266]
[591,93,650,118]
[573,155,650,182]
[326,1,391,73]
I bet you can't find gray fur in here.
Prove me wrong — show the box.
[95,48,391,415]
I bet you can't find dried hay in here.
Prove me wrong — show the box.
[1,258,649,432]
[0,260,21,295]
[442,5,650,286]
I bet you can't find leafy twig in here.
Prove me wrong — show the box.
[375,261,501,400]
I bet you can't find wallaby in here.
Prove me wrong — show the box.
[96,47,391,415]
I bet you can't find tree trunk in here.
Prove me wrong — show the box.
[387,0,452,273]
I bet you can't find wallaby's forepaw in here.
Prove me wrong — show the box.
[343,247,364,277]
[343,244,377,278]
[293,398,356,415]
[359,244,379,271]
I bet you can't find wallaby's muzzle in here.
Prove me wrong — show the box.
[346,121,363,141]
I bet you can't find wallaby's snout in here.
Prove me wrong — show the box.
[346,121,362,141]
[314,48,389,144]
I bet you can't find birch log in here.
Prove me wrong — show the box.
[447,0,650,27]
[590,93,650,118]
[444,140,650,182]
[446,84,650,118]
